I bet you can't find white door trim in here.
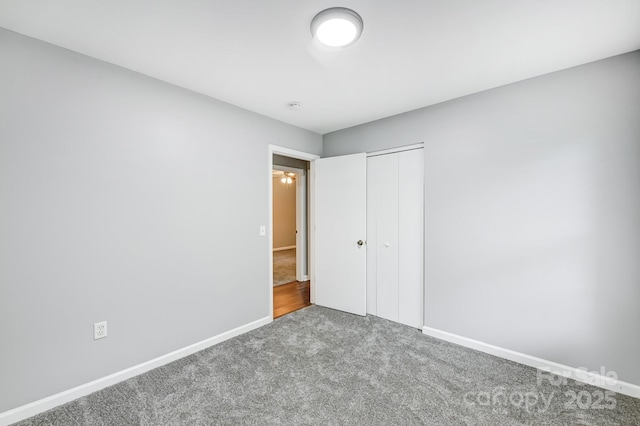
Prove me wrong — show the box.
[268,145,319,319]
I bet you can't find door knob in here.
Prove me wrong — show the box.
[357,240,364,246]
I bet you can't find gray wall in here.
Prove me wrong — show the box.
[0,29,321,412]
[324,51,640,386]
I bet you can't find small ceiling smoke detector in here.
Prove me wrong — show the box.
[288,101,303,111]
[311,7,363,48]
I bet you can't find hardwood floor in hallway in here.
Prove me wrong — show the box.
[273,280,311,319]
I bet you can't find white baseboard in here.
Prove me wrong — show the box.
[422,326,640,399]
[0,316,272,426]
[273,245,296,252]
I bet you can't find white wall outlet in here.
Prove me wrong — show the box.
[259,225,266,236]
[93,321,107,340]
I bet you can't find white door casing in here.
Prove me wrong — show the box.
[314,153,367,316]
[268,145,319,320]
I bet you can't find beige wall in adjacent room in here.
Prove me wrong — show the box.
[273,176,296,249]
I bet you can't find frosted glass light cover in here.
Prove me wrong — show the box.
[311,8,363,48]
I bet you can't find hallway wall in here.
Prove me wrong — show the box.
[272,176,297,249]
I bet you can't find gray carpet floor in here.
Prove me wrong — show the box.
[273,249,296,286]
[14,306,640,425]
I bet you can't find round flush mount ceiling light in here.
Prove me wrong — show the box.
[310,7,363,48]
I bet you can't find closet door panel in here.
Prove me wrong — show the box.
[398,149,424,328]
[375,154,399,322]
[366,157,380,315]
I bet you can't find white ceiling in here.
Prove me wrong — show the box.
[1,0,639,134]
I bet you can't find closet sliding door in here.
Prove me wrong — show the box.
[367,154,399,321]
[367,148,423,328]
[397,149,423,328]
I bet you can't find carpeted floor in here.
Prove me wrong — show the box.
[273,248,296,286]
[14,306,640,425]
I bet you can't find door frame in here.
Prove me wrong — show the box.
[268,145,319,321]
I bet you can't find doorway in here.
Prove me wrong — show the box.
[268,146,319,320]
[272,164,310,318]
[272,169,297,286]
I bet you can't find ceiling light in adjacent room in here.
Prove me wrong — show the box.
[311,7,363,47]
[279,172,294,187]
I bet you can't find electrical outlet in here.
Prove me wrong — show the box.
[94,321,107,340]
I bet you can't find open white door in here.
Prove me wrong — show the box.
[314,153,367,316]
